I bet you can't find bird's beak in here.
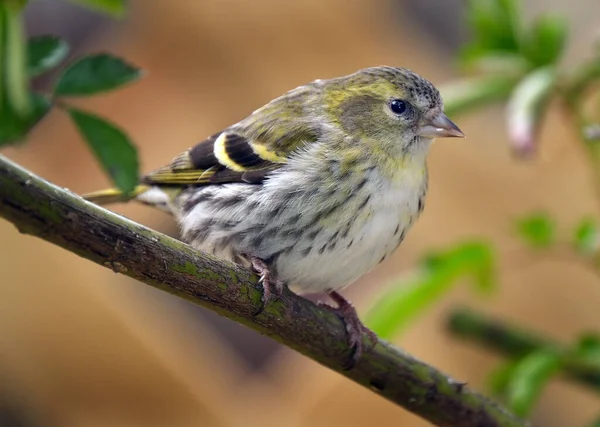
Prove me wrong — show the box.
[417,113,465,139]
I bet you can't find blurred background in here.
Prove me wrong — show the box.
[1,0,600,426]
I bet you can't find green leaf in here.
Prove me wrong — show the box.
[2,0,28,11]
[565,58,600,108]
[27,35,69,77]
[577,333,600,351]
[488,360,519,397]
[573,218,599,255]
[66,0,126,18]
[504,350,561,417]
[522,14,568,67]
[365,241,495,339]
[458,50,530,76]
[68,108,138,194]
[0,3,6,108]
[466,0,521,52]
[507,67,558,156]
[588,415,600,427]
[441,75,518,117]
[54,53,142,96]
[515,212,555,249]
[4,0,30,117]
[0,94,51,146]
[572,333,600,369]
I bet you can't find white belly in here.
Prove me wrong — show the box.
[279,180,424,294]
[177,150,428,295]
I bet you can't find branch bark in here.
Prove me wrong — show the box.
[0,154,528,427]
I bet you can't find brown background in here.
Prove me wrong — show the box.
[1,1,599,426]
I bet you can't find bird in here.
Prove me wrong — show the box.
[83,66,464,368]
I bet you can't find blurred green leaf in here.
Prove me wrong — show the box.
[2,0,28,11]
[27,35,69,77]
[68,108,138,194]
[522,14,568,67]
[588,416,600,427]
[54,53,142,96]
[0,94,51,146]
[457,44,490,68]
[459,50,530,76]
[505,350,561,417]
[488,359,519,397]
[4,0,30,117]
[0,3,5,110]
[565,58,600,108]
[459,243,496,292]
[366,241,495,339]
[573,218,599,255]
[506,67,558,156]
[515,213,555,248]
[577,333,600,350]
[573,333,600,369]
[465,0,521,52]
[66,0,126,18]
[441,75,518,117]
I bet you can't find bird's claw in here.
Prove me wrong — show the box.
[248,255,284,315]
[318,291,377,370]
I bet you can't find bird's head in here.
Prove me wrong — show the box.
[322,66,464,155]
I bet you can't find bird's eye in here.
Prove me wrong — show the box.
[389,99,408,115]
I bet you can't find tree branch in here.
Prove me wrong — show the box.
[0,154,528,427]
[448,308,600,393]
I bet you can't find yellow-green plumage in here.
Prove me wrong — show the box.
[83,65,463,297]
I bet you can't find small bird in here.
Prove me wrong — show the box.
[84,66,464,367]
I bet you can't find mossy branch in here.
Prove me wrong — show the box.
[0,154,528,427]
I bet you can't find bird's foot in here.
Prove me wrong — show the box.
[318,290,378,370]
[248,255,284,315]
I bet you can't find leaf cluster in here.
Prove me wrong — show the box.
[0,0,139,194]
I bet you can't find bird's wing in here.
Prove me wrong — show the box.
[143,125,319,186]
[143,86,323,186]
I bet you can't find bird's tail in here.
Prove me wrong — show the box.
[82,185,151,205]
[82,184,183,214]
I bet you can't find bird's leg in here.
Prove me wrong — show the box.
[248,255,284,315]
[318,291,378,370]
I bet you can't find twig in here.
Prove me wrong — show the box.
[448,308,600,393]
[0,154,528,427]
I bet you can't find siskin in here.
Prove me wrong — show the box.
[84,66,464,367]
